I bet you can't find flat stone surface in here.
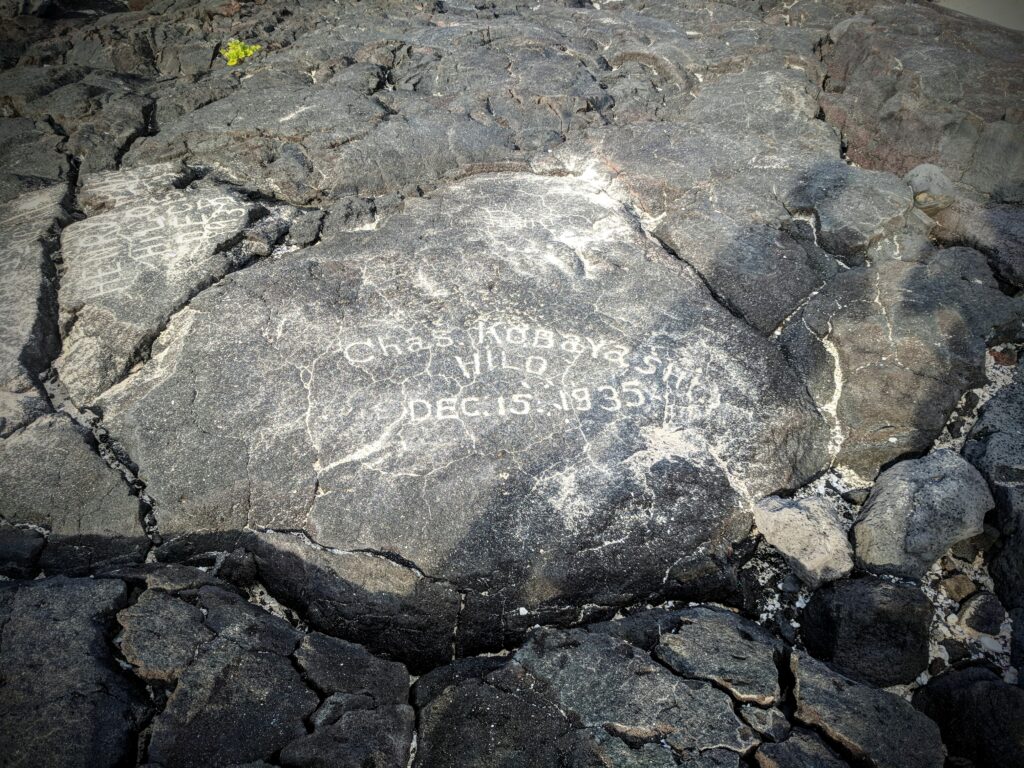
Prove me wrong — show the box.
[753,496,853,588]
[98,171,828,637]
[791,652,945,768]
[654,607,783,706]
[0,413,142,543]
[852,450,993,578]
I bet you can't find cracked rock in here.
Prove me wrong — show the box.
[964,360,1024,666]
[852,450,994,579]
[755,728,849,768]
[0,577,146,768]
[791,651,945,768]
[414,627,757,767]
[780,245,1023,480]
[98,171,827,658]
[0,413,146,572]
[654,606,783,706]
[55,165,256,404]
[0,184,65,436]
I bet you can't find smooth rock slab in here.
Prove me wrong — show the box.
[99,172,828,627]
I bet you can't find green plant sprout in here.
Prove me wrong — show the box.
[220,39,261,66]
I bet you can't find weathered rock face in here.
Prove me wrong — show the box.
[414,627,758,767]
[852,450,993,578]
[964,361,1024,666]
[0,577,145,768]
[781,245,1022,480]
[0,413,145,572]
[99,171,828,634]
[56,165,256,404]
[791,652,945,768]
[819,4,1024,200]
[0,185,65,436]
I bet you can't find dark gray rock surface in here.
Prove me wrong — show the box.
[0,577,145,768]
[791,651,945,768]
[755,729,849,768]
[912,667,1024,768]
[97,170,828,641]
[964,361,1024,666]
[0,0,1022,764]
[800,576,931,687]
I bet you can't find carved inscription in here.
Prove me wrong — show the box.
[341,319,716,424]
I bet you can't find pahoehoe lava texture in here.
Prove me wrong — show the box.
[1,0,1023,766]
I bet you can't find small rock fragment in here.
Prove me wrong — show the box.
[753,496,853,587]
[958,591,1006,635]
[904,164,956,216]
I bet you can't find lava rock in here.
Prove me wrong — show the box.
[293,632,409,707]
[55,167,256,404]
[117,589,215,681]
[0,185,65,437]
[0,414,146,567]
[279,706,415,768]
[753,495,853,587]
[0,525,43,578]
[98,172,828,660]
[852,450,994,578]
[958,591,1006,636]
[755,728,849,768]
[780,249,1022,481]
[0,577,146,768]
[800,576,931,687]
[904,164,956,217]
[964,361,1024,666]
[939,573,977,603]
[912,667,1024,767]
[654,607,784,706]
[791,651,944,768]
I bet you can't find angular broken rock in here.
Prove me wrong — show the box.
[755,729,849,768]
[0,185,65,436]
[852,450,993,579]
[964,361,1024,666]
[414,628,757,767]
[654,607,783,706]
[0,414,144,568]
[99,172,828,644]
[791,652,945,768]
[752,496,853,588]
[56,165,255,404]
